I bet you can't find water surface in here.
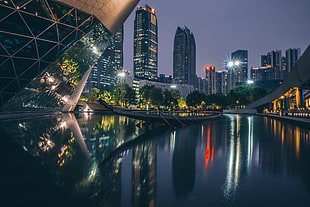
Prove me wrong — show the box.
[0,113,309,207]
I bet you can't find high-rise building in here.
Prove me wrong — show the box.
[173,26,196,86]
[230,50,248,83]
[261,50,282,80]
[0,0,139,111]
[86,26,124,92]
[205,66,216,95]
[285,48,300,74]
[133,5,158,81]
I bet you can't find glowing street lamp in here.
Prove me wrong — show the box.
[227,60,241,68]
[247,80,254,84]
[117,71,126,83]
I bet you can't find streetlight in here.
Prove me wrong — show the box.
[247,80,254,84]
[227,60,241,68]
[117,71,126,83]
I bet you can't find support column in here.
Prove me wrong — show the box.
[296,88,303,108]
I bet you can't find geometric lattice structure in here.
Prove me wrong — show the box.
[0,0,139,110]
[0,0,98,105]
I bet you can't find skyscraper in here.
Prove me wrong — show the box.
[133,5,158,81]
[261,50,282,80]
[173,26,196,86]
[285,48,300,74]
[231,50,248,83]
[86,26,124,92]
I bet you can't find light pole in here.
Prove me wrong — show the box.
[117,71,126,83]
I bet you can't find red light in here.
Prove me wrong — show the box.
[205,66,215,71]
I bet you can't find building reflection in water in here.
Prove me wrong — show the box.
[132,142,156,207]
[222,114,256,201]
[172,126,199,198]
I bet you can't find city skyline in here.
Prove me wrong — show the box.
[124,0,310,78]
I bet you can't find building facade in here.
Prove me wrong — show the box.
[230,50,248,83]
[285,48,300,74]
[173,26,196,86]
[0,0,139,111]
[86,26,124,93]
[133,5,158,81]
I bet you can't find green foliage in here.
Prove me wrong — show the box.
[59,58,81,89]
[186,91,207,107]
[98,91,114,104]
[113,83,136,106]
[207,93,229,108]
[228,85,267,106]
[79,95,89,102]
[139,85,154,104]
[150,87,163,106]
[89,87,100,102]
[177,97,188,109]
[163,89,180,108]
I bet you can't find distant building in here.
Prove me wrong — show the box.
[250,66,272,81]
[159,74,173,83]
[173,26,196,86]
[230,50,248,83]
[205,66,216,95]
[261,50,282,80]
[197,77,207,94]
[285,48,300,74]
[134,79,194,98]
[86,27,124,93]
[133,5,158,81]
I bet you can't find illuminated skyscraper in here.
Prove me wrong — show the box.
[86,26,124,92]
[173,26,196,86]
[133,5,158,80]
[231,50,248,83]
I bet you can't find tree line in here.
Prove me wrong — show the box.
[81,83,267,110]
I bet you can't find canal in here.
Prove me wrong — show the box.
[0,113,309,207]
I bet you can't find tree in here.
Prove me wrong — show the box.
[186,91,207,108]
[177,97,188,109]
[249,86,267,102]
[98,91,114,104]
[89,87,100,102]
[228,85,267,107]
[163,89,180,109]
[207,93,229,108]
[139,85,154,105]
[150,87,163,107]
[113,83,136,106]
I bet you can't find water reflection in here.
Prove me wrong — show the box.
[1,114,310,206]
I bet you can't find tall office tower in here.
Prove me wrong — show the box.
[87,27,124,92]
[114,26,124,73]
[205,66,216,95]
[286,48,300,74]
[231,50,248,83]
[261,50,282,80]
[134,5,158,80]
[173,26,196,86]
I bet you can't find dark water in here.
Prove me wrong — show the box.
[0,113,309,207]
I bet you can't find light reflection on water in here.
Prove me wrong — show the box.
[1,114,310,207]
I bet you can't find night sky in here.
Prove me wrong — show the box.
[123,0,310,78]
